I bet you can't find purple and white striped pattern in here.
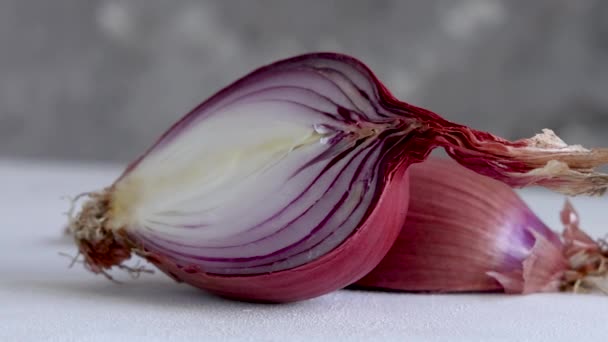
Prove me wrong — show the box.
[110,54,411,275]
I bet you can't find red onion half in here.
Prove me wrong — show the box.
[69,53,608,302]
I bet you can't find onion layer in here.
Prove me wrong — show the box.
[145,163,409,302]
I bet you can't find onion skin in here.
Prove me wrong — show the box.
[138,163,409,302]
[355,159,606,294]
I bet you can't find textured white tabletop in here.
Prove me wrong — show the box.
[1,159,607,342]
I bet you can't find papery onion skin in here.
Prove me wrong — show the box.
[355,159,607,294]
[354,158,567,293]
[69,52,608,302]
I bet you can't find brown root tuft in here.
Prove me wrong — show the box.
[66,190,151,279]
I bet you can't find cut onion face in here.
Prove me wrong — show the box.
[109,57,412,276]
[69,53,608,302]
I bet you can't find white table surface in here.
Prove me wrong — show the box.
[1,159,607,342]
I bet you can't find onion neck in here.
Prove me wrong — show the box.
[399,109,608,196]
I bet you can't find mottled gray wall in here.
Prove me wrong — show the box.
[1,0,607,162]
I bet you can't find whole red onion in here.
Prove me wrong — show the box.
[357,159,608,294]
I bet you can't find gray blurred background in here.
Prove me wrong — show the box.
[1,0,607,162]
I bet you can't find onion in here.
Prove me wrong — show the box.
[68,53,608,302]
[356,159,608,294]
